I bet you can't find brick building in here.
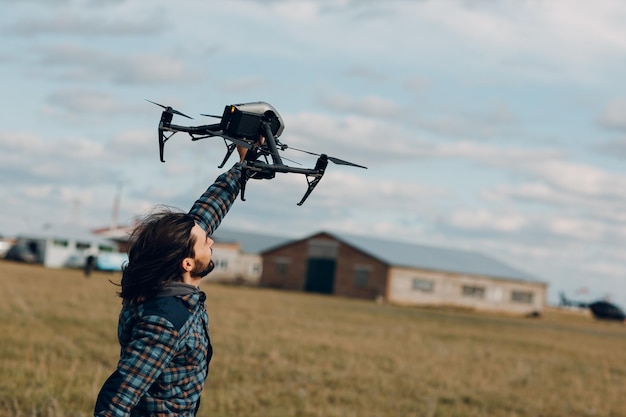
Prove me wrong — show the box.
[260,231,547,315]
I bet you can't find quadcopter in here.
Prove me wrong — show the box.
[148,100,367,205]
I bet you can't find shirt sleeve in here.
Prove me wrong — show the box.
[188,163,243,236]
[94,315,179,417]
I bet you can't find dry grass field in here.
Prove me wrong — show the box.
[0,259,625,417]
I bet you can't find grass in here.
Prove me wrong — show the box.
[0,259,625,417]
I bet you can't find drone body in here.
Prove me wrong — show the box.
[219,102,285,140]
[148,100,366,205]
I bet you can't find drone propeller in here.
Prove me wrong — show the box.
[146,99,193,119]
[285,146,367,169]
[201,113,222,119]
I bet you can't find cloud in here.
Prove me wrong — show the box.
[416,104,522,139]
[431,141,563,167]
[271,0,323,21]
[46,89,118,114]
[598,98,626,131]
[281,108,564,173]
[318,89,523,143]
[320,93,403,119]
[30,43,201,84]
[4,13,164,37]
[416,1,626,66]
[110,129,154,154]
[0,129,153,187]
[446,209,528,233]
[402,77,432,97]
[594,137,626,159]
[0,0,68,4]
[218,77,272,93]
[525,159,626,199]
[342,67,388,83]
[305,170,447,212]
[283,111,420,166]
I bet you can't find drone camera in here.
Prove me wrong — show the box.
[220,102,284,140]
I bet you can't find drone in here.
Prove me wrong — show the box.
[148,100,367,205]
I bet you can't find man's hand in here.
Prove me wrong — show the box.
[236,145,248,163]
[237,136,265,163]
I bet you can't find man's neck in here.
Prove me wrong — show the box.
[182,274,202,287]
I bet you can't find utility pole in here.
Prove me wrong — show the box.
[73,198,81,225]
[111,183,123,230]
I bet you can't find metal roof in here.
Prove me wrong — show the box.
[17,223,116,246]
[327,231,542,283]
[211,228,293,254]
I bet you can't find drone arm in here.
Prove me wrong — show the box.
[159,119,221,162]
[261,121,283,166]
[166,123,222,136]
[244,155,328,205]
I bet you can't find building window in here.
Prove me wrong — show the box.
[215,259,228,271]
[511,291,534,304]
[462,285,485,298]
[98,245,113,252]
[76,242,91,250]
[251,263,261,274]
[412,278,434,292]
[274,258,290,277]
[354,265,371,287]
[53,239,68,247]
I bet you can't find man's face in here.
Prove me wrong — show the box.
[191,258,214,278]
[190,223,215,277]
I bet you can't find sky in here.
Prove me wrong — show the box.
[2,0,626,308]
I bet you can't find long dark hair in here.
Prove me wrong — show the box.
[119,208,197,304]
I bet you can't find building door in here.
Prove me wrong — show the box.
[305,258,336,294]
[304,239,339,294]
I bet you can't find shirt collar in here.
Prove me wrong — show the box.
[157,282,199,298]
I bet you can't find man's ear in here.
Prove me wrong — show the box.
[181,257,194,273]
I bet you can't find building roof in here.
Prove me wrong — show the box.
[331,231,541,283]
[265,230,542,284]
[18,223,116,246]
[211,228,293,254]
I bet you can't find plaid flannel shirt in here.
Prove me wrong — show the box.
[95,163,243,417]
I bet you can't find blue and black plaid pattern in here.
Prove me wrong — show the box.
[189,163,243,236]
[96,291,212,416]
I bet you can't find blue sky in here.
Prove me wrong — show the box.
[3,0,626,307]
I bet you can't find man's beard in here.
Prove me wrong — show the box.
[191,259,215,278]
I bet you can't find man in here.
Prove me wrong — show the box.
[84,253,96,277]
[94,144,253,416]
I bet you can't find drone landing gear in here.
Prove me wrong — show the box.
[297,154,328,206]
[297,175,323,206]
[218,141,237,169]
